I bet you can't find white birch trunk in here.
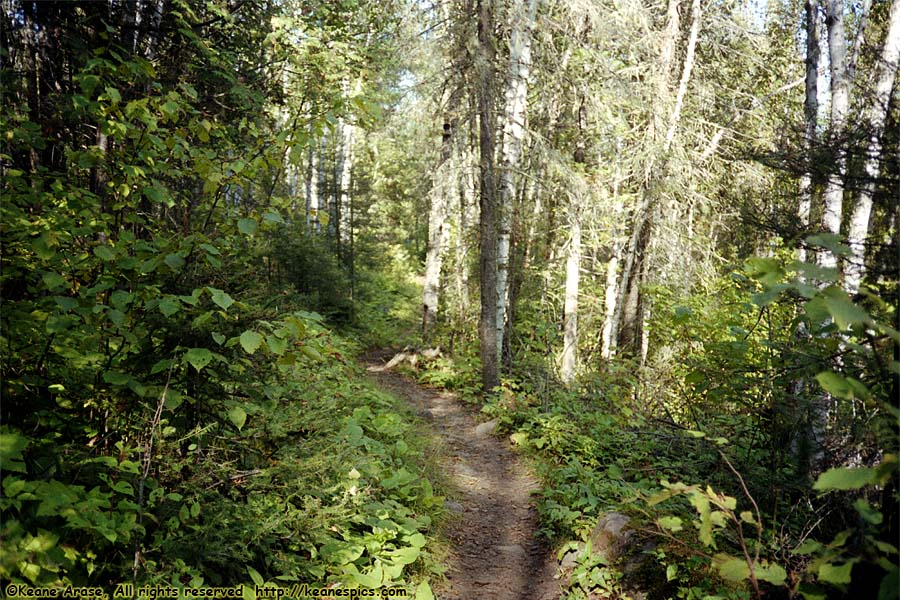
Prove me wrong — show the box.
[339,118,355,249]
[305,130,317,234]
[496,0,539,363]
[663,0,701,153]
[845,0,900,295]
[601,155,625,359]
[316,136,328,235]
[560,196,581,384]
[798,0,821,267]
[818,0,850,271]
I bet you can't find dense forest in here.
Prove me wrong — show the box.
[1,0,897,599]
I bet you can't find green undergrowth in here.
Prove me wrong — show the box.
[2,300,445,596]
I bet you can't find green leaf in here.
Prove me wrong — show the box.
[93,245,115,261]
[212,332,225,345]
[266,335,287,356]
[818,561,855,585]
[239,331,263,354]
[821,286,870,330]
[415,581,434,600]
[806,233,852,257]
[184,348,214,372]
[878,568,899,600]
[159,297,181,317]
[104,86,121,104]
[237,218,258,235]
[263,211,284,224]
[853,498,883,525]
[0,431,29,473]
[815,372,871,401]
[389,546,421,566]
[813,467,877,491]
[745,257,785,287]
[164,253,185,270]
[715,555,750,582]
[112,481,134,496]
[247,566,264,586]
[227,407,247,431]
[321,540,364,565]
[666,564,678,582]
[42,272,68,292]
[756,563,787,586]
[209,288,234,311]
[658,516,683,532]
[689,492,714,546]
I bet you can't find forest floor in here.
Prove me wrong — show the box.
[363,349,562,600]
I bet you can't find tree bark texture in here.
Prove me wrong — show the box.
[496,0,539,366]
[423,118,455,340]
[798,0,820,267]
[818,0,850,271]
[845,0,900,295]
[477,0,499,392]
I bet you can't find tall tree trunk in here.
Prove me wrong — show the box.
[561,193,581,384]
[798,0,820,267]
[332,120,346,253]
[423,117,455,340]
[455,128,476,329]
[601,141,625,359]
[663,0,701,153]
[315,137,327,234]
[305,126,317,235]
[477,0,499,392]
[339,115,355,262]
[818,0,850,271]
[845,0,900,295]
[496,0,539,368]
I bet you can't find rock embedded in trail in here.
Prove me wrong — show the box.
[474,418,499,437]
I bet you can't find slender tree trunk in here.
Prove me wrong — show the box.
[455,129,476,326]
[315,137,327,234]
[798,0,820,266]
[601,142,625,359]
[664,0,701,153]
[423,117,455,340]
[305,128,317,235]
[496,0,539,368]
[339,116,355,261]
[845,0,900,295]
[818,0,850,271]
[477,0,499,392]
[560,194,581,384]
[332,120,346,253]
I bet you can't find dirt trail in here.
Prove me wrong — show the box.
[363,350,561,600]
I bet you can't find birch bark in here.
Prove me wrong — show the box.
[496,0,540,365]
[845,0,900,295]
[798,0,820,266]
[817,0,850,271]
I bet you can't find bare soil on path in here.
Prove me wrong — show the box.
[363,350,561,600]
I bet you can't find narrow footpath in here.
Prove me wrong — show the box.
[364,350,561,600]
